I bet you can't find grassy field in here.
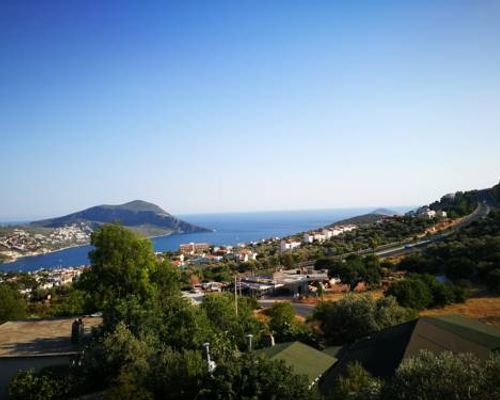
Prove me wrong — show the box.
[420,295,500,328]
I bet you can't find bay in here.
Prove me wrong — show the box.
[0,207,404,272]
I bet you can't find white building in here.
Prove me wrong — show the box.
[234,249,258,263]
[280,240,302,252]
[303,233,314,244]
[418,208,437,219]
[313,232,327,242]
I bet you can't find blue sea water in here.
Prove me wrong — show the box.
[0,208,407,272]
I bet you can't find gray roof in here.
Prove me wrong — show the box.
[0,317,102,358]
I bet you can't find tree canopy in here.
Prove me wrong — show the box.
[313,295,416,345]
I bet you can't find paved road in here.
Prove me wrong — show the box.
[260,190,499,316]
[258,298,315,318]
[375,189,497,258]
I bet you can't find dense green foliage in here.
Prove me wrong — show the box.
[429,190,478,218]
[383,351,500,400]
[396,211,500,290]
[0,283,26,320]
[313,295,416,345]
[322,255,382,290]
[327,362,381,400]
[8,224,313,399]
[78,224,159,310]
[385,274,465,310]
[198,354,319,400]
[9,370,67,400]
[266,301,318,346]
[328,352,500,400]
[267,301,296,333]
[7,211,500,399]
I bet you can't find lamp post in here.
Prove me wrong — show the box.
[202,342,216,373]
[245,333,254,352]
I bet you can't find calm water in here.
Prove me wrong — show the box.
[0,208,406,272]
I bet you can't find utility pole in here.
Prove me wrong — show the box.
[234,275,238,317]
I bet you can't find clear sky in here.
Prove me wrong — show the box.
[1,0,499,220]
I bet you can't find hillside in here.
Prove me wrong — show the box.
[327,208,399,228]
[371,208,399,216]
[30,200,211,236]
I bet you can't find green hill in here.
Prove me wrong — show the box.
[30,200,211,236]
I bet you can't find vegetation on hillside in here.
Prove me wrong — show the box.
[396,211,500,290]
[326,351,500,400]
[428,190,478,218]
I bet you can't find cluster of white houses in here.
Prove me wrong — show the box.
[280,225,358,252]
[175,242,258,267]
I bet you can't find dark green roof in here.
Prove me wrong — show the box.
[323,346,343,358]
[426,315,500,349]
[324,315,500,383]
[259,341,336,384]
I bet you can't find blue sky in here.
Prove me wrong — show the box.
[1,0,499,220]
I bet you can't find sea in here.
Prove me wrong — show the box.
[0,207,409,272]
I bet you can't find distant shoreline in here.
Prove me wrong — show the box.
[0,229,195,265]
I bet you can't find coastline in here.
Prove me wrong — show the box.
[0,230,183,266]
[0,243,90,265]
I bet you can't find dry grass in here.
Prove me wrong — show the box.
[297,289,385,305]
[420,296,500,328]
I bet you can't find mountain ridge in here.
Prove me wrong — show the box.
[30,200,211,235]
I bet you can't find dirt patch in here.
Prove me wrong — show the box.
[420,296,500,328]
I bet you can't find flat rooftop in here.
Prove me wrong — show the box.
[0,316,102,358]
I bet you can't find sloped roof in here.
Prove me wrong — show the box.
[325,315,500,382]
[259,341,336,383]
[404,315,500,361]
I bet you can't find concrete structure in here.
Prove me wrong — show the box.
[179,242,210,255]
[239,268,329,297]
[0,316,102,399]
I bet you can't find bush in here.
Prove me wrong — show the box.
[385,279,432,310]
[383,351,500,400]
[328,362,382,400]
[0,283,26,320]
[8,369,73,400]
[313,295,416,345]
[386,274,466,310]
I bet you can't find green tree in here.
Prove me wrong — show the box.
[80,322,154,394]
[199,353,319,400]
[328,362,382,400]
[280,252,295,269]
[313,295,416,345]
[77,224,158,310]
[148,347,205,400]
[0,283,26,320]
[328,255,381,290]
[8,369,72,400]
[383,351,500,400]
[201,293,262,350]
[267,301,296,334]
[384,278,432,310]
[50,288,88,317]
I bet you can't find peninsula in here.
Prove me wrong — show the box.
[0,200,211,263]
